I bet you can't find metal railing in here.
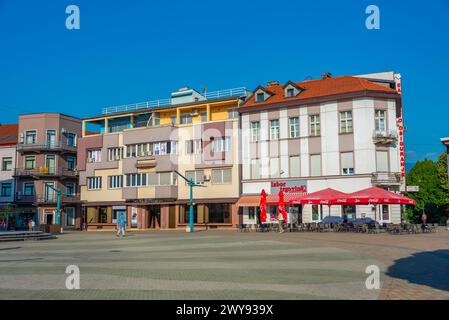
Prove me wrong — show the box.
[101,87,247,115]
[17,142,77,152]
[372,130,398,144]
[14,193,80,204]
[14,168,78,178]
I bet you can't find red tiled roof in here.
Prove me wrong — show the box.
[0,124,18,147]
[243,76,398,107]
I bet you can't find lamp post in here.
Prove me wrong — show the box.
[46,185,73,232]
[174,170,206,233]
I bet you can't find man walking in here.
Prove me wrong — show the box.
[278,211,285,234]
[421,211,428,233]
[116,214,126,237]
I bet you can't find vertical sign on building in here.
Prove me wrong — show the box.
[395,74,406,178]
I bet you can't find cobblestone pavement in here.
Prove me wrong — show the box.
[0,230,448,300]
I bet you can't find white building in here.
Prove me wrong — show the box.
[0,124,18,227]
[238,72,405,224]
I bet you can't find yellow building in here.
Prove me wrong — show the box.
[78,87,247,230]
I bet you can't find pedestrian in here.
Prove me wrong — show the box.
[446,217,449,231]
[421,211,428,233]
[28,219,32,232]
[116,214,126,237]
[278,212,285,234]
[31,219,35,232]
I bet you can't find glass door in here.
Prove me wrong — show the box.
[44,182,56,202]
[46,130,57,148]
[45,155,56,174]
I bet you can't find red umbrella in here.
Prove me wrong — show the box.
[278,190,288,221]
[259,189,267,223]
[291,188,348,205]
[335,187,416,205]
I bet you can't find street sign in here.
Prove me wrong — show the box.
[406,186,419,192]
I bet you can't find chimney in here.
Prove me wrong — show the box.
[266,80,279,86]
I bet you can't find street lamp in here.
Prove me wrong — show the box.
[46,184,73,233]
[174,170,206,233]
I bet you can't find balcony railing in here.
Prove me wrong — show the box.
[14,168,78,178]
[101,87,247,115]
[14,193,80,204]
[372,130,398,145]
[372,172,402,186]
[17,142,77,153]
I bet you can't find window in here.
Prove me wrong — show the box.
[170,115,177,125]
[289,117,299,138]
[24,182,35,196]
[87,177,102,190]
[1,157,12,171]
[185,170,204,184]
[251,122,260,142]
[375,110,386,132]
[270,119,280,140]
[125,142,175,158]
[66,183,75,196]
[159,172,175,186]
[248,207,256,220]
[286,88,295,97]
[201,112,207,122]
[125,173,147,187]
[180,113,192,124]
[270,157,280,178]
[310,154,321,176]
[310,115,320,136]
[312,205,321,221]
[251,159,260,179]
[87,149,101,163]
[381,205,390,221]
[376,151,389,172]
[342,205,356,220]
[66,133,76,147]
[212,168,232,184]
[212,137,230,152]
[46,130,57,147]
[108,148,123,161]
[228,108,238,119]
[108,175,123,189]
[289,156,300,177]
[25,130,36,144]
[24,156,36,170]
[341,152,354,175]
[65,207,75,226]
[67,156,76,171]
[185,140,202,155]
[256,92,265,102]
[339,111,353,133]
[1,183,11,197]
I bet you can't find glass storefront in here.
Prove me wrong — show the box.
[179,203,231,224]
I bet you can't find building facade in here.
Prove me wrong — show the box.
[78,87,245,230]
[0,124,18,228]
[14,113,82,230]
[239,72,405,224]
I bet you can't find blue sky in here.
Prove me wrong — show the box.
[0,0,448,166]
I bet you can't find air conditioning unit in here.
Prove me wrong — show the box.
[87,158,94,163]
[61,128,67,134]
[190,109,199,116]
[204,175,211,182]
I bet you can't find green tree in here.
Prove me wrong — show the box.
[405,154,449,224]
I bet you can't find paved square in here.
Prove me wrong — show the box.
[0,230,448,300]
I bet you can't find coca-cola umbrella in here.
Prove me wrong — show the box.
[278,190,288,222]
[291,188,349,218]
[259,189,267,223]
[334,187,417,222]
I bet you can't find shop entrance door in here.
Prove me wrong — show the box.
[168,205,176,229]
[147,205,161,229]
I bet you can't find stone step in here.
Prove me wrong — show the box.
[0,232,57,242]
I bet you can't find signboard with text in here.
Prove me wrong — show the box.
[270,180,307,194]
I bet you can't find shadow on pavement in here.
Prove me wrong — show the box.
[386,249,449,292]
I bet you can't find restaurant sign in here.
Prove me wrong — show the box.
[270,180,307,194]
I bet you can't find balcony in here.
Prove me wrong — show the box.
[15,193,81,205]
[17,142,77,154]
[372,172,402,186]
[14,168,78,179]
[372,130,398,145]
